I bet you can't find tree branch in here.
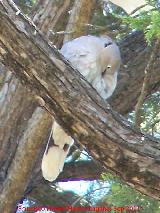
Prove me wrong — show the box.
[59,161,103,181]
[134,40,160,128]
[110,32,160,114]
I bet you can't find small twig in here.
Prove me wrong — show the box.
[50,23,127,38]
[50,30,74,36]
[134,40,160,128]
[66,186,110,213]
[129,4,148,16]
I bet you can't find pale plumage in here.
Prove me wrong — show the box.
[41,146,67,182]
[61,35,121,99]
[41,122,73,182]
[41,35,121,182]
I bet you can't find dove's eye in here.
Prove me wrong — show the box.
[102,65,112,76]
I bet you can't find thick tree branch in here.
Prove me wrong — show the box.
[27,161,103,195]
[59,161,103,181]
[0,1,160,202]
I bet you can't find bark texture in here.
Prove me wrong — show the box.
[0,74,38,182]
[64,0,96,42]
[0,1,160,202]
[31,0,72,47]
[110,32,160,114]
[0,108,52,213]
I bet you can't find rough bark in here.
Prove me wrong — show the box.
[31,0,71,31]
[0,2,160,203]
[110,32,160,114]
[64,0,96,42]
[0,73,39,182]
[0,108,52,213]
[31,0,72,48]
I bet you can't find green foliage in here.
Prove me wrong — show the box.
[98,169,160,212]
[122,1,160,43]
[141,92,160,136]
[101,173,121,185]
[93,175,160,213]
[128,92,160,137]
[105,182,160,213]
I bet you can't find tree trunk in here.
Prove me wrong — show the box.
[0,108,52,213]
[0,1,160,203]
[64,0,96,42]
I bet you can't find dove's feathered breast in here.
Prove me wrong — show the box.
[60,35,121,99]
